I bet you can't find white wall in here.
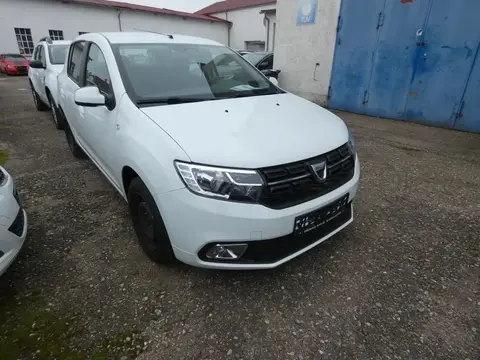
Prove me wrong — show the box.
[212,4,276,50]
[0,0,228,55]
[274,0,341,105]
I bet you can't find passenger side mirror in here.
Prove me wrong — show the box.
[269,77,279,86]
[29,60,45,69]
[75,86,106,107]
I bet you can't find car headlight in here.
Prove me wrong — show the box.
[348,129,356,154]
[175,161,264,202]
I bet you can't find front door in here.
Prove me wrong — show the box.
[78,42,120,187]
[34,45,48,103]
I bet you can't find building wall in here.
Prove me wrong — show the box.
[0,0,228,56]
[212,4,276,50]
[274,0,341,105]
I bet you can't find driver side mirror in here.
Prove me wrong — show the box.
[29,60,45,69]
[75,86,106,107]
[269,77,279,86]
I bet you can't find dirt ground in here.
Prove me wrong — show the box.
[0,74,478,360]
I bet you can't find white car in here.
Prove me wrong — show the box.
[28,37,71,129]
[0,167,27,276]
[57,32,360,270]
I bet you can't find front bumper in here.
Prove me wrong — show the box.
[0,168,27,276]
[157,155,360,269]
[4,66,28,75]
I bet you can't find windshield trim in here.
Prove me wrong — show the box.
[111,43,284,106]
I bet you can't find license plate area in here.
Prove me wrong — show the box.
[294,194,350,236]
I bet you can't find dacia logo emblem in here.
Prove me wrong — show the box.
[310,160,327,183]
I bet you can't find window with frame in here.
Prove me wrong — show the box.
[78,32,89,35]
[36,45,46,67]
[67,41,85,83]
[14,28,34,55]
[48,30,64,40]
[85,43,112,94]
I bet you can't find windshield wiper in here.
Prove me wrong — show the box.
[137,97,215,106]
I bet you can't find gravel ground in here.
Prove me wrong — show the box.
[0,74,478,360]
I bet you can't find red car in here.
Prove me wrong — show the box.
[0,53,30,75]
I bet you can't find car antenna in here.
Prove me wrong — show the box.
[133,29,174,39]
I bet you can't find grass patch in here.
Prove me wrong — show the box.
[0,150,8,166]
[0,292,148,359]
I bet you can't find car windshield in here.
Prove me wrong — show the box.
[5,55,26,62]
[48,45,69,64]
[112,43,282,105]
[242,53,268,66]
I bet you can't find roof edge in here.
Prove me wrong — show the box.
[62,0,230,23]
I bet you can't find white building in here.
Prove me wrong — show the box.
[274,0,339,105]
[196,0,276,51]
[0,0,229,57]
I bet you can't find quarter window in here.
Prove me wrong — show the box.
[78,32,89,35]
[49,30,64,40]
[67,41,86,84]
[14,28,34,55]
[85,43,112,94]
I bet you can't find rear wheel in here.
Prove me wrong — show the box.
[48,94,64,130]
[64,122,86,159]
[127,177,176,264]
[31,85,48,111]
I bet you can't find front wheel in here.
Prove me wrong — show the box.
[127,177,176,264]
[64,122,86,159]
[48,95,64,130]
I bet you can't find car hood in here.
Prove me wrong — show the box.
[50,64,64,74]
[140,93,349,168]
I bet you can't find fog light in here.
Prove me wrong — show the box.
[205,244,248,260]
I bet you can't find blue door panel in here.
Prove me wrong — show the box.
[454,43,480,132]
[328,0,385,113]
[405,0,480,127]
[366,0,431,119]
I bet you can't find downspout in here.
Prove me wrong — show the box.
[263,13,270,51]
[117,9,123,31]
[226,11,231,47]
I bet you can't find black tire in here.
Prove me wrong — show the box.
[31,85,48,111]
[64,122,86,159]
[127,177,176,264]
[48,93,65,130]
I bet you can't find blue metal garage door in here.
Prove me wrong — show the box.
[328,0,480,133]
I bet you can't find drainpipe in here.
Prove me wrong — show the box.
[117,9,123,31]
[226,11,231,47]
[263,13,270,51]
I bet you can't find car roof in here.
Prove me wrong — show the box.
[1,53,26,56]
[81,32,223,46]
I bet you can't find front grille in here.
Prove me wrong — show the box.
[258,143,355,209]
[8,208,25,237]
